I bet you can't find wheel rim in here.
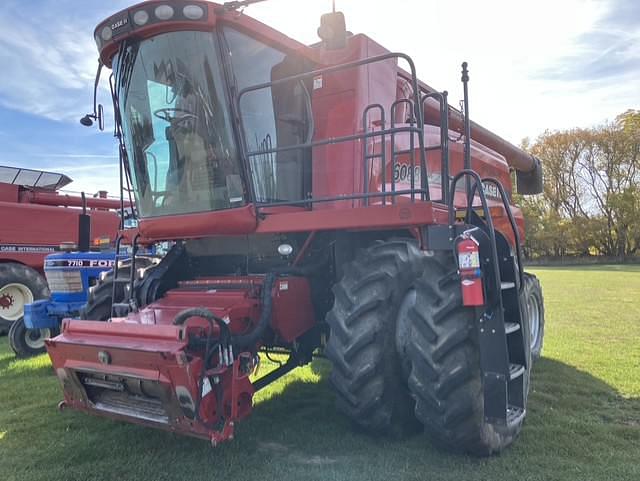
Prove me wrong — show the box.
[528,293,541,350]
[0,283,34,321]
[25,328,51,350]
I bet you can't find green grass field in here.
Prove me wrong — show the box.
[1,266,639,481]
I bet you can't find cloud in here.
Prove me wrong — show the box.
[538,0,640,83]
[0,0,129,122]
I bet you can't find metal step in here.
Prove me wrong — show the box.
[501,282,515,290]
[509,363,525,380]
[506,404,525,425]
[111,302,132,316]
[504,322,520,334]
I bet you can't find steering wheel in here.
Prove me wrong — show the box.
[153,107,197,126]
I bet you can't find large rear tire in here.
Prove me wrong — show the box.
[0,263,49,334]
[8,317,57,358]
[523,272,544,360]
[401,252,530,456]
[325,240,425,435]
[81,258,155,321]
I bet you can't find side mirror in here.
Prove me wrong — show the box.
[317,11,347,50]
[97,104,105,131]
[80,104,105,131]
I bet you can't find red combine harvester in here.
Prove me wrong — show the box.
[46,0,546,455]
[0,166,123,332]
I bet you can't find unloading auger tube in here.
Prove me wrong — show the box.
[421,81,543,194]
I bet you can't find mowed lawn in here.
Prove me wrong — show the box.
[0,266,639,481]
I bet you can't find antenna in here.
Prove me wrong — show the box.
[333,0,336,12]
[223,0,268,10]
[461,62,471,172]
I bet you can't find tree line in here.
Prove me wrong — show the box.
[517,110,640,259]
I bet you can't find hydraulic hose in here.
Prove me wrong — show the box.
[173,307,231,347]
[231,272,277,349]
[173,307,231,430]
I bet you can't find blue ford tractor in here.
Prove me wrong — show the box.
[8,250,118,357]
[8,191,157,357]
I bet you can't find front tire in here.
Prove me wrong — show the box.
[325,240,425,435]
[402,252,529,456]
[8,317,56,358]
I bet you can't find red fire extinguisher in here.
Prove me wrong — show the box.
[457,233,485,306]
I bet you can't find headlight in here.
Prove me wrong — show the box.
[100,26,113,41]
[155,5,175,20]
[133,10,150,26]
[183,5,205,20]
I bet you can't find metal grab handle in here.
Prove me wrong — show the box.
[479,178,525,290]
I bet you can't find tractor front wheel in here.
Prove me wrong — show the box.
[400,251,530,456]
[325,240,425,436]
[8,317,56,358]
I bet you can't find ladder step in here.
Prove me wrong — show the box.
[501,282,515,290]
[509,363,525,380]
[111,303,130,309]
[504,322,520,334]
[506,404,525,424]
[113,278,131,283]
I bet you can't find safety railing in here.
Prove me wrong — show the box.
[236,52,457,212]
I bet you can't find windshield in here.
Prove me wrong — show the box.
[225,27,312,203]
[115,31,244,217]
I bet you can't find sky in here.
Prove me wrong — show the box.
[0,0,638,194]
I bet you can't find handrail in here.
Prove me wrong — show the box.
[421,91,450,204]
[236,52,429,208]
[475,178,525,290]
[362,103,386,206]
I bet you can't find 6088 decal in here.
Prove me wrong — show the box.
[393,164,421,184]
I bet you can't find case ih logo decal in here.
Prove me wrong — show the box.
[481,181,501,200]
[0,244,56,253]
[111,17,128,31]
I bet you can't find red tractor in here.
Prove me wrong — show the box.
[0,166,123,337]
[46,0,545,455]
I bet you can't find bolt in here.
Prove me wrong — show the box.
[480,328,484,333]
[491,329,495,334]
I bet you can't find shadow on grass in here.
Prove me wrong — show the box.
[1,355,638,481]
[528,358,640,426]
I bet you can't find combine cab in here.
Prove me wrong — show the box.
[46,0,545,455]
